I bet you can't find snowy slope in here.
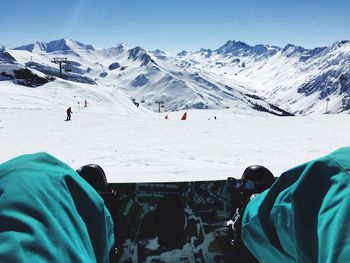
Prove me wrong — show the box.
[1,78,349,182]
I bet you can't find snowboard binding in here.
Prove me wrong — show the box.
[75,163,275,262]
[226,165,275,258]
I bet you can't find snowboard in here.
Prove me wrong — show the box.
[107,180,249,263]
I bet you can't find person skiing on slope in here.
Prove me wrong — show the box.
[66,107,72,121]
[233,147,350,263]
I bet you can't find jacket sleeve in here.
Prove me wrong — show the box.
[0,152,115,263]
[242,147,350,263]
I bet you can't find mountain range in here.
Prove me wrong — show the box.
[1,38,350,115]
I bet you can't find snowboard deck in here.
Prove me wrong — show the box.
[109,180,246,263]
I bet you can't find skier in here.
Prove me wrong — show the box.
[66,107,72,121]
[0,153,115,263]
[233,147,350,263]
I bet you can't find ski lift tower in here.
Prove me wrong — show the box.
[155,100,164,113]
[51,57,69,78]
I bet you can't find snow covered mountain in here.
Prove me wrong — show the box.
[14,38,94,53]
[1,38,350,115]
[176,40,350,114]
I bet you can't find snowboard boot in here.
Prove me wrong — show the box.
[227,165,275,262]
[240,165,275,202]
[76,164,110,192]
[76,164,119,261]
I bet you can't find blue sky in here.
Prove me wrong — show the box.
[1,0,349,51]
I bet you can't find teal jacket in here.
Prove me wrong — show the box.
[242,147,350,263]
[0,153,114,263]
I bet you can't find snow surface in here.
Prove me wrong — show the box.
[1,80,349,183]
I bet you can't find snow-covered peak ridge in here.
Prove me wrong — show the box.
[216,40,250,54]
[14,38,95,53]
[150,49,169,60]
[280,41,349,61]
[14,41,48,53]
[215,40,280,58]
[280,44,327,61]
[281,44,306,56]
[127,46,157,66]
[0,46,16,64]
[174,40,349,61]
[177,50,189,57]
[329,40,350,52]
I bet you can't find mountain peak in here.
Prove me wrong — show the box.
[151,49,166,55]
[14,38,94,53]
[177,50,189,57]
[216,40,250,54]
[330,40,350,50]
[45,38,95,52]
[215,40,279,58]
[128,46,157,66]
[282,44,307,57]
[151,49,168,60]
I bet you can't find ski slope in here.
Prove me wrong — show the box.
[1,80,349,182]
